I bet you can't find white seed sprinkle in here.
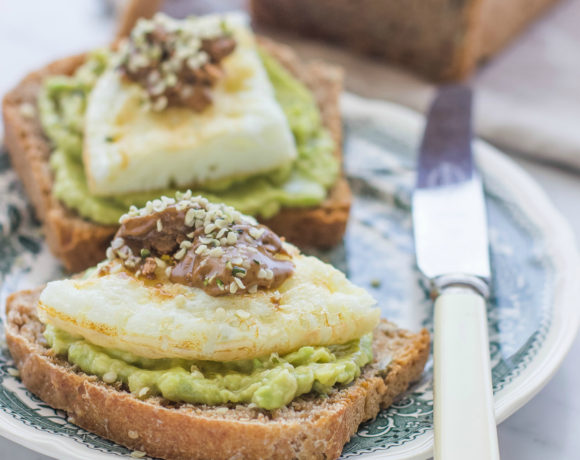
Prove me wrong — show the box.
[128,430,139,439]
[7,368,20,377]
[111,237,125,249]
[229,282,238,294]
[234,277,245,290]
[248,284,258,294]
[138,387,150,398]
[124,258,136,268]
[257,268,267,279]
[195,244,208,255]
[180,240,193,249]
[174,247,187,260]
[176,200,188,211]
[215,218,227,229]
[102,371,117,383]
[185,208,196,226]
[226,232,238,245]
[152,199,166,212]
[130,451,146,459]
[156,219,163,232]
[249,227,265,240]
[209,247,224,257]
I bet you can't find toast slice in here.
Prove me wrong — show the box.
[2,38,350,273]
[6,287,429,460]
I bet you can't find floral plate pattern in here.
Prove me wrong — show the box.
[0,94,578,460]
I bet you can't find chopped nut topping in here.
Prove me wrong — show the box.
[110,193,294,296]
[117,13,236,112]
[141,257,158,278]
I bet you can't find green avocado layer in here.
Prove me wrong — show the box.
[45,326,373,410]
[38,48,338,224]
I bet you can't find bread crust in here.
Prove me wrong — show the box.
[6,287,429,460]
[2,39,349,273]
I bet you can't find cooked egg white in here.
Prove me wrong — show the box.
[84,14,297,196]
[38,253,379,361]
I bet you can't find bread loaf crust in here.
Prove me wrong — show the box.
[6,288,429,460]
[2,38,349,272]
[251,0,561,81]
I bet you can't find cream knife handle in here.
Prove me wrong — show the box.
[433,288,500,460]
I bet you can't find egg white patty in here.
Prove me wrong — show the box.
[38,254,379,361]
[84,14,297,196]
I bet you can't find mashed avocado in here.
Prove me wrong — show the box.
[45,326,373,410]
[38,48,338,224]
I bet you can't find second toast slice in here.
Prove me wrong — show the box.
[2,38,349,273]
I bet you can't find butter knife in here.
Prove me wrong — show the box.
[412,85,500,460]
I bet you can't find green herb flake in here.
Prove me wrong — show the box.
[232,266,246,276]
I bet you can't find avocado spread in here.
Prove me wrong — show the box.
[38,48,338,225]
[45,326,373,410]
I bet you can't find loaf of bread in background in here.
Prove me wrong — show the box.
[251,0,561,81]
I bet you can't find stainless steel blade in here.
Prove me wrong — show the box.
[412,85,491,282]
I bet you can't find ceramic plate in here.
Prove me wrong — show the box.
[0,94,578,460]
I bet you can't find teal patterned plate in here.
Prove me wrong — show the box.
[0,94,579,459]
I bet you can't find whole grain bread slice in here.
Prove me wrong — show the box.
[2,38,349,273]
[6,287,429,460]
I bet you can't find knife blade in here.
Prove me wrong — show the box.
[412,85,500,460]
[413,85,490,285]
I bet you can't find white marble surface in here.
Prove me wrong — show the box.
[1,1,579,459]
